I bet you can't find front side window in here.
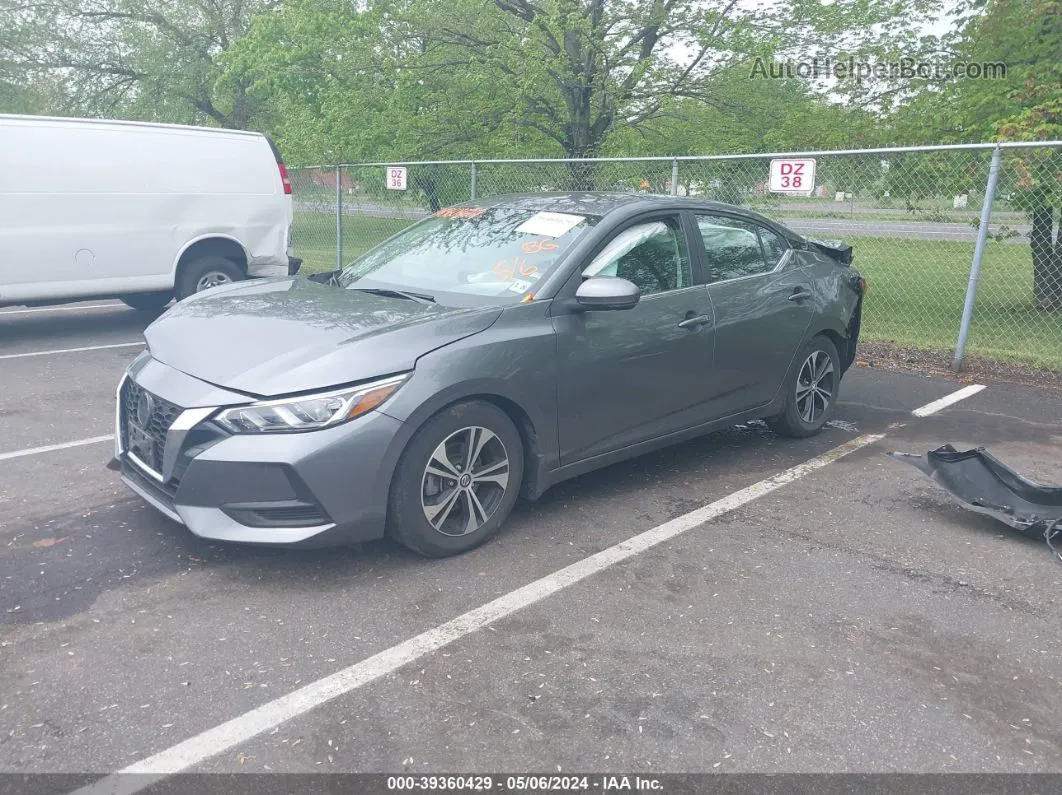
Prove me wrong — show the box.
[696,216,788,282]
[582,218,692,296]
[338,206,600,301]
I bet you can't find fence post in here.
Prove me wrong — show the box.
[335,166,344,270]
[952,145,1002,372]
[470,162,478,201]
[670,159,679,196]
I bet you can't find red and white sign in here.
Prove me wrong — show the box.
[768,158,815,194]
[386,166,407,190]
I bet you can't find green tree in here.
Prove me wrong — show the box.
[230,0,929,172]
[893,0,1061,309]
[0,0,275,126]
[975,0,1062,311]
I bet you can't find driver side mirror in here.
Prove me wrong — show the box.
[575,276,641,311]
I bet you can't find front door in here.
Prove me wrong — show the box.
[553,214,717,465]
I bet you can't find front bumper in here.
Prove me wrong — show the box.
[113,355,406,547]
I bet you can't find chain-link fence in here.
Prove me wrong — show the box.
[290,143,1062,372]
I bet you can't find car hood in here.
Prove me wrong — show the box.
[144,278,502,396]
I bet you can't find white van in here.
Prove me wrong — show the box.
[0,114,300,310]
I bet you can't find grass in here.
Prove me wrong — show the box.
[290,211,1062,371]
[293,212,415,273]
[774,210,968,223]
[852,236,1062,370]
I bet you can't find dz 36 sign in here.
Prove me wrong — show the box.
[387,166,407,190]
[769,158,815,195]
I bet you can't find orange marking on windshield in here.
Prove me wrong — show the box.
[493,256,540,281]
[521,239,560,254]
[435,207,486,219]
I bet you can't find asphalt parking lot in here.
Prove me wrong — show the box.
[2,300,1061,782]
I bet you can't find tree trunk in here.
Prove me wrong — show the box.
[1031,204,1062,310]
[565,159,597,191]
[413,175,441,212]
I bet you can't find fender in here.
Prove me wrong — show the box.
[170,233,250,279]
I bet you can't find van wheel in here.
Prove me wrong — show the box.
[120,292,172,312]
[175,256,244,301]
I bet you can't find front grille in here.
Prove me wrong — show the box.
[120,380,183,477]
[121,458,178,508]
[253,505,326,524]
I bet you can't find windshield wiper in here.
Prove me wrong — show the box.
[349,287,436,304]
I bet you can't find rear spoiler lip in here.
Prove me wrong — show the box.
[806,237,853,266]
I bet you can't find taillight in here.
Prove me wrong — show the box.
[278,162,292,195]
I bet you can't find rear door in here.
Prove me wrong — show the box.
[552,212,717,465]
[693,213,816,416]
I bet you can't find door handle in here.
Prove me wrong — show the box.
[677,313,711,330]
[788,286,812,302]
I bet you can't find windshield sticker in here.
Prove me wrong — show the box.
[515,212,585,238]
[508,279,534,294]
[435,207,486,219]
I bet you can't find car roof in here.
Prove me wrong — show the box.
[460,192,804,242]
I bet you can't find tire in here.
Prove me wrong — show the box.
[768,335,841,438]
[175,255,244,301]
[120,292,172,312]
[387,400,525,557]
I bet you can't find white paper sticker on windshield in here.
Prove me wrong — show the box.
[508,279,533,294]
[515,212,585,238]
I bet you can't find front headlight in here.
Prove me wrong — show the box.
[214,373,408,434]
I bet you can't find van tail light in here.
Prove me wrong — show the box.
[278,162,293,195]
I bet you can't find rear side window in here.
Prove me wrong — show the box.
[759,226,789,268]
[695,215,789,282]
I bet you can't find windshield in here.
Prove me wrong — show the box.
[337,205,600,302]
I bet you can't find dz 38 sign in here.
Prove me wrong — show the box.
[769,158,816,195]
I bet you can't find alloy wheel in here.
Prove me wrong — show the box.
[421,426,510,537]
[795,349,836,424]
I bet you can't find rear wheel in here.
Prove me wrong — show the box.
[388,401,524,557]
[175,255,244,301]
[768,335,841,438]
[119,292,172,312]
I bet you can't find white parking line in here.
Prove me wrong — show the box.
[0,341,143,360]
[72,431,884,795]
[911,384,986,417]
[0,303,120,316]
[0,435,114,463]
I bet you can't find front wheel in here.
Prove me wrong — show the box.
[388,401,524,557]
[768,335,841,438]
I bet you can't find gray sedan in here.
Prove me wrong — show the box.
[110,193,865,556]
